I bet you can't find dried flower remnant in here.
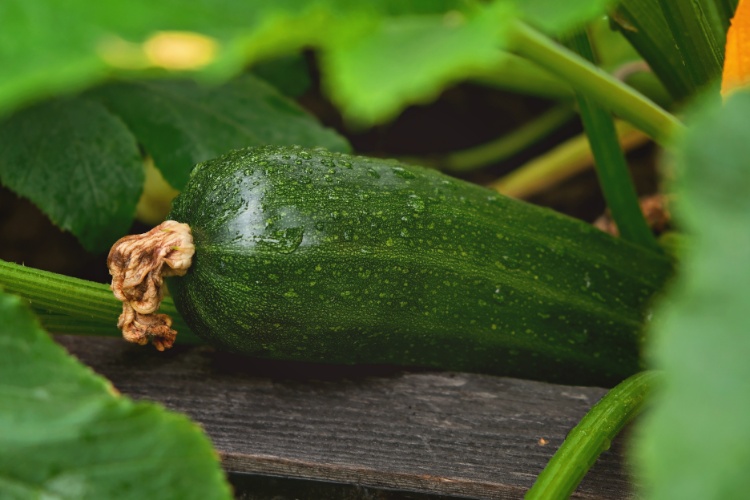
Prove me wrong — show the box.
[108,220,194,350]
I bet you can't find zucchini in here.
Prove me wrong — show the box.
[109,145,671,385]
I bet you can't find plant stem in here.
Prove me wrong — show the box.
[439,104,575,173]
[0,259,200,343]
[526,371,658,499]
[566,30,661,252]
[492,120,648,199]
[507,21,684,146]
[473,51,573,99]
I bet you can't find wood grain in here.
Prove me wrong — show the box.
[55,335,633,499]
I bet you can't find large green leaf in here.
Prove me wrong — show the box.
[0,0,467,119]
[0,97,143,253]
[0,0,263,116]
[321,0,627,124]
[88,74,350,190]
[252,54,312,98]
[1,0,629,127]
[0,290,231,499]
[322,4,514,124]
[512,0,617,35]
[633,90,750,498]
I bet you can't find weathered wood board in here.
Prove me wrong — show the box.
[55,335,633,499]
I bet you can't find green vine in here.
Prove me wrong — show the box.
[526,371,657,499]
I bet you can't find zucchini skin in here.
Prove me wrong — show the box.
[168,145,671,385]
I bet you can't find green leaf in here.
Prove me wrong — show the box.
[0,290,231,499]
[0,0,257,116]
[322,0,634,125]
[472,52,573,99]
[0,0,468,119]
[322,4,515,124]
[512,0,618,35]
[633,90,750,498]
[252,54,312,97]
[1,0,628,128]
[0,97,143,253]
[88,74,350,190]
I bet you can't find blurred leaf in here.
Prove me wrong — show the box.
[2,0,629,128]
[252,54,312,97]
[0,0,470,119]
[88,74,350,190]
[634,90,750,498]
[352,0,469,16]
[512,0,618,35]
[322,4,515,124]
[0,97,142,253]
[0,290,231,499]
[472,51,573,98]
[0,0,274,116]
[322,0,632,124]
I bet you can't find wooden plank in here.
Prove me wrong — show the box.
[55,335,633,499]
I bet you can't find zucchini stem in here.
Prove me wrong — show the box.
[525,371,657,499]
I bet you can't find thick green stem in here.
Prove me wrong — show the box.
[0,259,200,343]
[507,21,684,146]
[566,30,661,252]
[526,371,658,499]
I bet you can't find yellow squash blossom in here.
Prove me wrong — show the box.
[722,0,750,95]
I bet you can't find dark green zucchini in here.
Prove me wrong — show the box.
[157,145,671,385]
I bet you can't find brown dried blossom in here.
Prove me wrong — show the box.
[108,220,194,350]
